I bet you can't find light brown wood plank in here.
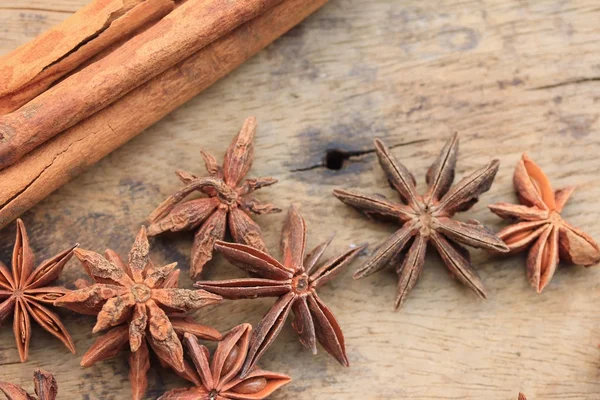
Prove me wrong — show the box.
[1,0,599,398]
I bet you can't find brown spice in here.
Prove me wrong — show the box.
[0,0,175,115]
[54,226,222,400]
[489,153,600,292]
[518,393,527,400]
[333,135,508,310]
[0,0,285,170]
[0,369,58,400]
[158,324,291,399]
[0,219,77,362]
[196,205,365,377]
[0,0,330,230]
[148,117,280,279]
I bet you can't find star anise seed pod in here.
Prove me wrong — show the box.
[55,226,222,400]
[148,117,281,280]
[518,393,527,400]
[159,323,291,400]
[488,153,600,293]
[196,205,366,377]
[0,219,77,362]
[0,369,58,400]
[71,281,220,400]
[333,135,509,310]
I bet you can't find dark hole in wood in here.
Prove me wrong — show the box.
[325,149,346,170]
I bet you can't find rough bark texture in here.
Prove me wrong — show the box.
[1,0,600,399]
[0,0,175,115]
[0,0,327,229]
[0,0,285,170]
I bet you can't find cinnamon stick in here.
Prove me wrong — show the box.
[0,0,329,230]
[0,0,284,171]
[0,0,175,115]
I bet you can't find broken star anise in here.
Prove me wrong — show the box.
[147,117,281,280]
[55,226,223,400]
[159,323,291,400]
[0,218,77,362]
[333,135,509,310]
[0,369,58,400]
[196,205,366,377]
[488,153,600,293]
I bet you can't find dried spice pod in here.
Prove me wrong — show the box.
[0,219,77,362]
[54,226,223,400]
[518,393,527,400]
[196,205,365,377]
[489,153,600,293]
[148,117,280,279]
[333,135,508,310]
[0,369,58,400]
[158,323,291,399]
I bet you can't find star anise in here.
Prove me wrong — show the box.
[159,323,291,400]
[196,205,365,377]
[147,117,281,280]
[0,219,77,362]
[55,226,223,400]
[333,135,509,310]
[0,369,58,400]
[518,393,527,400]
[488,153,600,293]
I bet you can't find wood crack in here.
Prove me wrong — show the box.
[42,8,126,72]
[290,138,430,172]
[0,136,87,210]
[0,7,74,14]
[528,77,600,90]
[0,359,29,367]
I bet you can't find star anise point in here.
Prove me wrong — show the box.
[0,369,58,400]
[489,154,600,292]
[56,226,221,400]
[159,323,290,400]
[147,117,279,279]
[197,206,364,374]
[334,136,507,310]
[0,219,77,362]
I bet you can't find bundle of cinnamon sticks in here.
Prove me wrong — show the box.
[0,0,327,229]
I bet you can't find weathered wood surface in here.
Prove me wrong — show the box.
[1,0,600,399]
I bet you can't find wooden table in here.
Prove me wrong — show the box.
[1,0,600,398]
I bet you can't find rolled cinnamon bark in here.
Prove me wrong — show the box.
[0,0,175,115]
[0,0,284,171]
[0,0,329,230]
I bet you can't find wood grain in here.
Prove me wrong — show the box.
[1,0,600,399]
